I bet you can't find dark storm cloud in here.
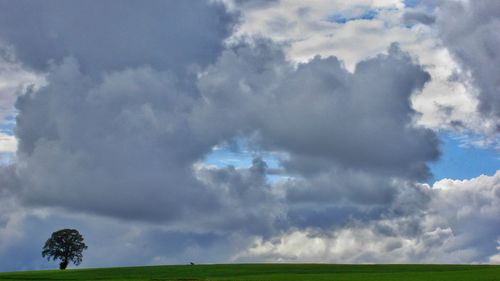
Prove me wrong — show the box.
[11,58,281,232]
[5,33,439,229]
[0,0,237,74]
[0,0,240,225]
[14,60,218,222]
[435,0,500,123]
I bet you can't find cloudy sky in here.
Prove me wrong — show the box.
[0,0,499,271]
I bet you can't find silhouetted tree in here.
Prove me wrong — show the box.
[42,229,88,270]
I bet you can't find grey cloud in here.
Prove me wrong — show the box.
[282,172,432,232]
[232,0,280,9]
[435,0,500,123]
[285,204,386,231]
[195,41,439,180]
[403,10,435,26]
[0,0,237,74]
[8,37,439,230]
[193,40,440,234]
[0,164,18,197]
[14,60,226,224]
[195,158,283,237]
[284,168,397,206]
[12,57,281,233]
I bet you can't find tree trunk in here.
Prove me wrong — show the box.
[59,260,68,270]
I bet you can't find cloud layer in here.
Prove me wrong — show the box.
[0,0,498,270]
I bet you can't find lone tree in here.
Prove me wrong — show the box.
[42,229,88,270]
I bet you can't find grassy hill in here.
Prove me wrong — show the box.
[0,264,499,281]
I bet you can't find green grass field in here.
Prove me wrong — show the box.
[0,264,499,281]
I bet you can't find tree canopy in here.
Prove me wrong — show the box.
[42,229,88,270]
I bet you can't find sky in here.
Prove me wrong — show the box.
[0,0,499,271]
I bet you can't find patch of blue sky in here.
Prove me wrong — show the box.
[203,141,290,184]
[327,9,378,24]
[203,138,282,170]
[204,133,500,186]
[0,115,16,136]
[0,122,15,135]
[429,132,500,183]
[267,174,290,185]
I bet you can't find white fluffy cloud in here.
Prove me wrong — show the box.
[227,0,497,138]
[238,171,500,263]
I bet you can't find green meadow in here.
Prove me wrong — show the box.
[0,264,499,281]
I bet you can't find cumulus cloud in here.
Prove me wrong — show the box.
[238,172,500,263]
[4,30,438,227]
[15,59,222,222]
[435,0,500,127]
[195,40,438,180]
